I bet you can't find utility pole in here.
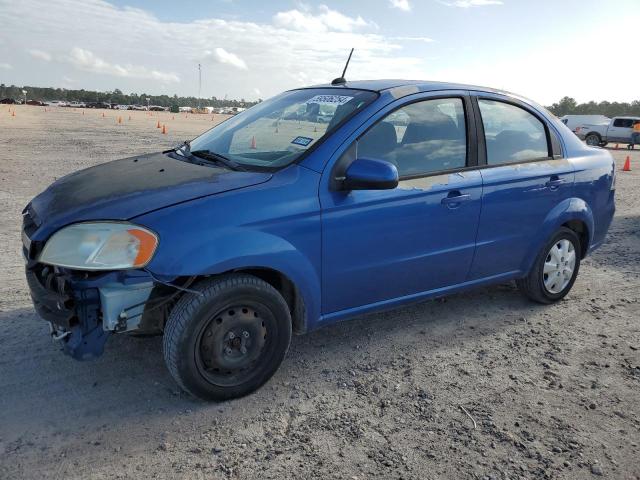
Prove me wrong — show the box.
[198,63,202,110]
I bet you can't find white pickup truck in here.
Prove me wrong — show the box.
[576,116,640,147]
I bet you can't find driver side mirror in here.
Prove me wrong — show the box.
[342,158,399,190]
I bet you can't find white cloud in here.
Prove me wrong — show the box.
[389,0,411,12]
[273,5,372,33]
[0,62,12,70]
[206,47,248,70]
[391,36,433,43]
[28,48,52,61]
[67,47,180,83]
[441,0,503,7]
[0,0,427,100]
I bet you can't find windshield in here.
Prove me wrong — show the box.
[188,88,377,170]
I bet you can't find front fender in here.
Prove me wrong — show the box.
[162,229,321,329]
[135,165,323,331]
[520,197,594,274]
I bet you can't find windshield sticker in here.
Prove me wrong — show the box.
[291,136,314,147]
[305,95,353,106]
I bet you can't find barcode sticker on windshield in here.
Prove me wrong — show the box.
[305,95,353,106]
[291,136,313,147]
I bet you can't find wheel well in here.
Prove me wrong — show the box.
[229,268,307,335]
[562,220,589,258]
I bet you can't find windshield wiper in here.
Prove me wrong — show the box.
[191,150,247,171]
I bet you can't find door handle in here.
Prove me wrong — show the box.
[441,192,471,207]
[545,177,565,189]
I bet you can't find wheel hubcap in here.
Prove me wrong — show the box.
[543,239,576,294]
[197,305,267,385]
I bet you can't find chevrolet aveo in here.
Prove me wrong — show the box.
[23,80,615,401]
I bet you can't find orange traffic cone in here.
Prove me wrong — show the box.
[162,124,167,134]
[128,115,131,121]
[622,156,631,171]
[250,136,257,149]
[82,110,85,115]
[615,144,619,150]
[156,120,161,128]
[11,110,15,117]
[172,115,175,120]
[117,116,122,124]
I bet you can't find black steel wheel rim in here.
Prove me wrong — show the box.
[195,301,274,387]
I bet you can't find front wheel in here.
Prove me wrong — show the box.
[516,227,581,304]
[163,274,292,401]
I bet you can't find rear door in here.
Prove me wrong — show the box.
[320,93,483,315]
[468,93,575,280]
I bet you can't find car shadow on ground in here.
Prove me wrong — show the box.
[0,281,536,440]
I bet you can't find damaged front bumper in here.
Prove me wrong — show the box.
[25,263,155,360]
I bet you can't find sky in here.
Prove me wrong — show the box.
[0,0,637,105]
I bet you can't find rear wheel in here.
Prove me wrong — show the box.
[163,274,292,401]
[585,133,601,146]
[516,227,581,304]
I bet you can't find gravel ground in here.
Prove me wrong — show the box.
[0,105,638,480]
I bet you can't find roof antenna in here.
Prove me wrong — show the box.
[331,48,354,86]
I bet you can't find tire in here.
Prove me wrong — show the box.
[163,274,292,401]
[599,142,608,147]
[585,133,601,147]
[516,227,581,304]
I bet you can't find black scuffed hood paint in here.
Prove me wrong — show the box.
[28,152,272,239]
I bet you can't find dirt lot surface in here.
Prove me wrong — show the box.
[0,105,638,480]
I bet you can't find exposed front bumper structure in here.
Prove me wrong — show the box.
[25,263,155,360]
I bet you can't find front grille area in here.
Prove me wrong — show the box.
[26,263,76,328]
[22,204,43,261]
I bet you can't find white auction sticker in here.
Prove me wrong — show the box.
[305,95,353,106]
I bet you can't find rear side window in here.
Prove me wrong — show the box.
[357,98,467,177]
[478,99,549,165]
[613,118,634,128]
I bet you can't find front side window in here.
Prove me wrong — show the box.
[478,99,549,165]
[357,98,467,177]
[613,118,634,128]
[188,88,377,170]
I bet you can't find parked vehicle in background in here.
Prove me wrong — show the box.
[22,80,616,401]
[45,100,68,107]
[576,116,640,147]
[149,106,167,112]
[559,114,609,133]
[0,98,16,104]
[25,100,46,106]
[67,101,86,108]
[114,104,130,110]
[85,101,111,109]
[129,104,146,111]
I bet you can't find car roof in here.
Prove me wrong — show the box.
[304,79,510,95]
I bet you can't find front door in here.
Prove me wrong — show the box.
[320,95,482,315]
[607,118,634,143]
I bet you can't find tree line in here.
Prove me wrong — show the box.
[546,96,640,118]
[0,84,260,109]
[2,84,638,118]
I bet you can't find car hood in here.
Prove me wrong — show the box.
[28,152,272,238]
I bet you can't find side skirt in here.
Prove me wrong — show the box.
[318,270,521,327]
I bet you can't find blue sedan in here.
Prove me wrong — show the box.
[23,80,616,400]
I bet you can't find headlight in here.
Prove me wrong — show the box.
[39,222,158,271]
